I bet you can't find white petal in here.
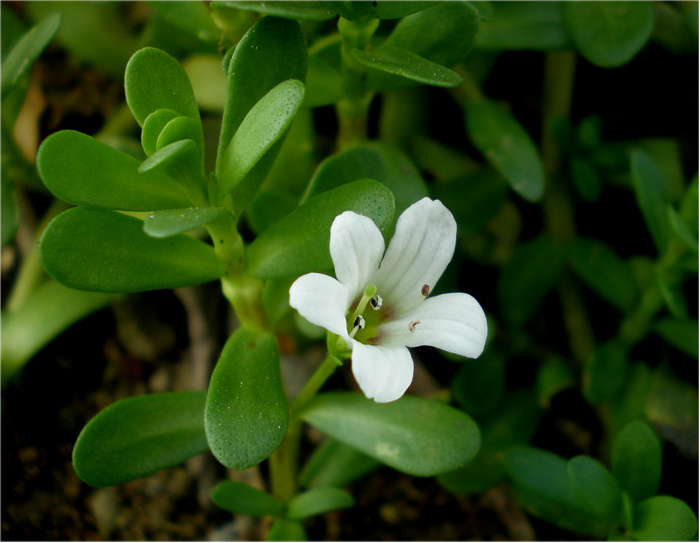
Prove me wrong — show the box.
[378,292,487,359]
[289,273,350,339]
[375,198,456,313]
[351,342,414,403]
[330,211,385,299]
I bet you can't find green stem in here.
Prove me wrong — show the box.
[6,199,68,312]
[336,17,379,149]
[291,354,343,413]
[269,353,343,502]
[540,51,597,367]
[206,215,267,332]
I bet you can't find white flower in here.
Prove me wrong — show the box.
[289,198,488,403]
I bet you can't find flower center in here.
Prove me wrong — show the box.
[347,284,384,343]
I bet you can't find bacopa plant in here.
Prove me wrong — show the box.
[2,1,698,540]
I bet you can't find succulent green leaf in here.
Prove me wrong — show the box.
[287,487,354,520]
[368,1,479,90]
[351,45,462,88]
[299,392,480,477]
[568,456,624,524]
[299,438,381,489]
[584,340,629,404]
[1,281,111,386]
[125,47,201,126]
[216,16,306,184]
[138,139,205,196]
[305,142,428,215]
[72,392,208,487]
[157,115,204,158]
[247,179,395,279]
[204,328,288,470]
[266,518,307,542]
[141,109,179,156]
[504,446,611,537]
[567,238,638,311]
[1,13,61,98]
[654,318,699,358]
[563,2,653,68]
[143,207,230,238]
[612,420,662,505]
[40,207,224,293]
[498,235,562,327]
[631,150,671,254]
[466,100,545,202]
[37,130,193,211]
[210,480,286,517]
[477,2,571,51]
[212,1,337,21]
[632,496,698,541]
[219,79,305,198]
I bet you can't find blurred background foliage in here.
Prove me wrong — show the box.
[1,1,697,540]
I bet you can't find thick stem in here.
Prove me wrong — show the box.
[336,17,379,149]
[269,353,343,502]
[206,215,267,332]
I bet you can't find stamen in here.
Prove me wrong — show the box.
[408,319,420,332]
[350,284,379,322]
[370,294,383,310]
[349,315,366,338]
[421,284,430,297]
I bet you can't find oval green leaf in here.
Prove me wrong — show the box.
[216,16,306,184]
[37,130,193,211]
[220,79,305,197]
[266,518,307,542]
[299,392,481,477]
[568,237,638,311]
[247,179,395,279]
[142,108,179,156]
[72,391,208,487]
[631,149,671,254]
[125,47,200,126]
[563,2,653,68]
[212,1,337,22]
[632,496,698,541]
[504,446,611,537]
[143,207,230,238]
[287,487,354,520]
[351,45,462,88]
[40,207,224,293]
[369,2,479,90]
[466,100,545,202]
[568,456,624,523]
[1,13,61,97]
[157,115,204,158]
[305,142,428,215]
[612,420,662,505]
[210,480,286,517]
[204,328,288,470]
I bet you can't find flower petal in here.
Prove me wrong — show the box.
[351,342,414,403]
[289,273,351,339]
[375,198,456,313]
[378,292,487,359]
[330,211,385,299]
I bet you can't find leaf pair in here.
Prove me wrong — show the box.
[505,421,698,540]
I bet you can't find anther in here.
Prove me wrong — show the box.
[349,315,366,338]
[370,294,383,310]
[421,284,430,297]
[408,319,420,332]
